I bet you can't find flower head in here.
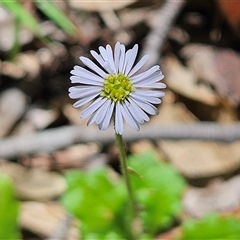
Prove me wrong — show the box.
[69,42,166,135]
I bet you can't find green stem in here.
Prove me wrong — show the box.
[115,133,138,239]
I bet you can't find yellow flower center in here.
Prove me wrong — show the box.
[100,73,134,102]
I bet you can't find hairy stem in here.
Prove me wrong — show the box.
[115,133,138,239]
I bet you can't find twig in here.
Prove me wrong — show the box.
[1,122,240,159]
[140,0,186,69]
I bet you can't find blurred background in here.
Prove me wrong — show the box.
[0,0,240,239]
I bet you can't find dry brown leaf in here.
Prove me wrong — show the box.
[15,51,41,80]
[0,161,66,200]
[162,56,219,106]
[69,0,136,11]
[156,227,181,240]
[217,0,240,37]
[20,154,53,171]
[20,201,79,238]
[183,175,240,218]
[63,103,88,126]
[181,44,240,106]
[19,144,105,171]
[131,91,198,161]
[129,140,166,161]
[53,143,102,170]
[158,140,240,179]
[12,106,59,137]
[25,107,59,130]
[151,90,198,124]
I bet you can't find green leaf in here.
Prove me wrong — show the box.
[61,168,127,238]
[62,151,186,238]
[128,151,186,235]
[34,0,77,36]
[0,173,20,239]
[0,0,41,36]
[180,214,240,239]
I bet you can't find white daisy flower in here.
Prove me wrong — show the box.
[69,42,166,135]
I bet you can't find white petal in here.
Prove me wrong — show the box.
[69,86,101,99]
[106,44,117,73]
[139,76,165,85]
[118,44,126,73]
[103,62,115,75]
[128,98,149,123]
[131,65,160,83]
[90,50,105,67]
[128,54,150,77]
[114,42,121,71]
[124,44,138,76]
[121,102,140,131]
[87,99,111,126]
[95,100,111,124]
[72,93,99,108]
[81,97,107,119]
[87,111,98,126]
[80,57,107,78]
[131,93,161,104]
[135,82,166,89]
[99,46,108,61]
[115,102,124,134]
[121,48,132,74]
[70,76,103,86]
[138,72,164,84]
[133,99,158,115]
[99,101,115,130]
[71,66,104,82]
[132,89,165,98]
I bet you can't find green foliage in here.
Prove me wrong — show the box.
[61,168,128,239]
[128,151,186,235]
[33,0,77,36]
[62,151,186,238]
[180,214,240,239]
[0,0,77,58]
[0,0,41,36]
[0,0,76,37]
[0,173,20,239]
